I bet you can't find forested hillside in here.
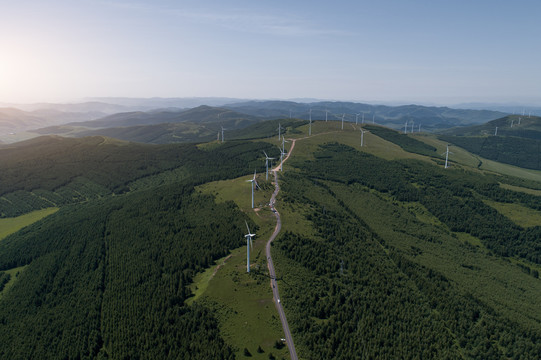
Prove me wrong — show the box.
[439,116,541,170]
[0,136,280,217]
[272,142,541,359]
[0,136,280,359]
[1,120,541,359]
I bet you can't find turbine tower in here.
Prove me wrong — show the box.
[418,123,421,132]
[372,114,375,124]
[411,120,414,133]
[245,221,255,273]
[341,114,345,130]
[263,151,275,181]
[442,144,453,169]
[360,127,368,147]
[362,112,365,124]
[325,110,329,122]
[280,136,288,171]
[495,126,498,136]
[221,126,226,143]
[356,113,360,125]
[246,170,259,208]
[404,121,408,134]
[277,123,284,140]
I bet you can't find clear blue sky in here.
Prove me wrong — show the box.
[1,0,540,105]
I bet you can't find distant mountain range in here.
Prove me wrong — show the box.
[0,97,510,143]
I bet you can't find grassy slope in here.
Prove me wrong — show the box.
[330,181,541,330]
[194,173,290,359]
[417,135,541,182]
[189,121,541,357]
[0,208,58,241]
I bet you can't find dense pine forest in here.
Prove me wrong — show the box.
[0,138,280,359]
[273,142,541,359]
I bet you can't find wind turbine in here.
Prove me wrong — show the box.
[362,112,365,124]
[511,119,514,128]
[418,123,421,132]
[246,170,259,208]
[442,144,453,169]
[263,151,275,181]
[518,117,521,125]
[404,121,408,134]
[372,114,375,124]
[494,126,498,136]
[360,127,368,147]
[325,110,329,122]
[221,126,226,143]
[277,123,284,140]
[356,113,360,125]
[309,109,312,135]
[280,136,288,171]
[245,221,255,273]
[341,114,345,130]
[411,120,414,133]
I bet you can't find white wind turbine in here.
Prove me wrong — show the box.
[280,136,288,171]
[325,110,329,122]
[221,126,226,143]
[360,127,368,147]
[246,170,259,208]
[495,126,498,136]
[442,144,453,169]
[404,121,408,134]
[341,113,345,130]
[411,120,414,133]
[418,123,421,132]
[245,221,255,273]
[277,123,284,140]
[263,151,275,181]
[356,113,360,125]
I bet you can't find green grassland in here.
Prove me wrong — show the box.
[195,173,290,359]
[0,207,58,241]
[483,199,541,228]
[500,183,541,195]
[416,134,541,181]
[330,181,541,329]
[0,265,27,299]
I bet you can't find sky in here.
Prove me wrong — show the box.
[1,0,540,105]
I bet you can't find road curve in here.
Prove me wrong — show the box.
[266,139,298,360]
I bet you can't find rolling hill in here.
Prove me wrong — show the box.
[0,118,540,359]
[225,100,507,131]
[440,115,541,170]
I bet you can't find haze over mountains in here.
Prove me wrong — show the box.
[0,97,511,144]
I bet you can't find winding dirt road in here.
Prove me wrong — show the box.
[266,139,298,360]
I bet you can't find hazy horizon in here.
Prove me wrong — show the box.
[2,1,540,105]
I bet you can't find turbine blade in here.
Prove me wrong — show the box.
[245,220,251,234]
